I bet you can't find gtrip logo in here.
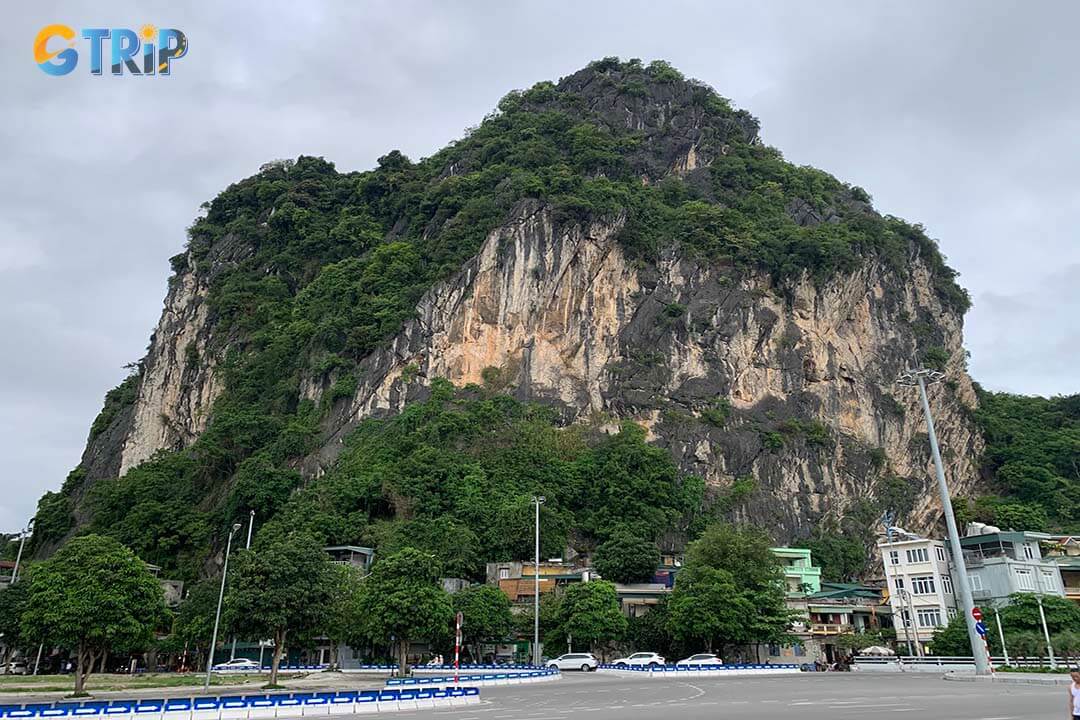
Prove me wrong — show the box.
[34,24,188,76]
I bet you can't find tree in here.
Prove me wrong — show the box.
[558,581,627,657]
[0,576,31,673]
[453,584,513,663]
[21,535,166,695]
[593,532,659,584]
[225,532,333,687]
[320,563,364,670]
[353,548,453,675]
[171,577,221,670]
[794,534,866,583]
[672,523,797,656]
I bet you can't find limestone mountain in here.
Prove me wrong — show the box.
[30,58,987,579]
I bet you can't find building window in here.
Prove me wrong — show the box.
[900,609,912,627]
[894,576,905,591]
[1023,544,1034,560]
[917,609,943,628]
[906,548,929,563]
[498,568,510,580]
[911,576,936,595]
[967,574,983,591]
[1041,570,1056,589]
[936,547,947,562]
[942,575,953,594]
[889,550,900,565]
[794,643,806,657]
[1016,569,1035,591]
[947,607,957,619]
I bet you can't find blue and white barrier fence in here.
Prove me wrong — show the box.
[597,663,801,677]
[410,664,542,675]
[387,668,560,687]
[0,688,481,720]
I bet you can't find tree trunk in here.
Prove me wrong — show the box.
[269,630,286,687]
[74,643,93,696]
[397,638,409,677]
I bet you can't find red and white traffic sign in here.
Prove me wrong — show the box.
[971,607,983,622]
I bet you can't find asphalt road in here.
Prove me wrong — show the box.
[391,672,1069,719]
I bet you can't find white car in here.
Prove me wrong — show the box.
[545,653,598,671]
[676,653,722,666]
[211,658,261,672]
[611,652,665,667]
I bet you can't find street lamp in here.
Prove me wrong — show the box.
[11,519,34,584]
[230,510,256,660]
[204,523,242,692]
[531,496,545,666]
[897,368,989,675]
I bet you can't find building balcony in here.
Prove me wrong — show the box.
[810,623,854,635]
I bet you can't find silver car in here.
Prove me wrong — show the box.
[545,653,598,671]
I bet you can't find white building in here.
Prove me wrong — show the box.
[877,535,957,650]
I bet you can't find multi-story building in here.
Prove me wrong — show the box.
[485,560,592,605]
[1043,535,1080,605]
[772,547,823,596]
[876,535,957,650]
[959,527,1065,604]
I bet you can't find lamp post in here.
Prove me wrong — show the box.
[897,368,989,675]
[204,523,242,692]
[531,496,545,666]
[230,510,256,660]
[11,519,34,584]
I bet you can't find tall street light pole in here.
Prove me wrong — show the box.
[532,496,545,666]
[11,519,34,584]
[205,523,242,692]
[230,510,256,660]
[898,368,989,675]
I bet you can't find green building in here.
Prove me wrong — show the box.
[771,547,823,596]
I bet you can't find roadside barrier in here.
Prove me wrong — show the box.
[410,664,541,674]
[596,663,801,677]
[387,668,560,687]
[0,688,481,720]
[852,656,1044,673]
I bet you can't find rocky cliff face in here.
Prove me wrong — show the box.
[283,199,981,539]
[63,59,984,551]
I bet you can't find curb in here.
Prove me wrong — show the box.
[942,673,1071,686]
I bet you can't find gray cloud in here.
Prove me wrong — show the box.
[2,0,1078,531]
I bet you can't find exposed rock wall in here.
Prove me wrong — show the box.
[298,200,982,540]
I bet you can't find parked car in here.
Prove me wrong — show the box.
[4,660,28,675]
[211,658,261,672]
[545,653,598,672]
[676,653,722,666]
[611,652,665,667]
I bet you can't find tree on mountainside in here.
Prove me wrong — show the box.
[593,531,660,584]
[171,577,221,670]
[21,535,166,695]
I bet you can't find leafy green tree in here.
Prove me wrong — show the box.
[626,599,677,659]
[453,584,513,663]
[558,581,627,656]
[997,593,1080,636]
[171,577,221,669]
[320,563,364,670]
[225,532,333,686]
[21,535,166,695]
[0,576,31,672]
[353,548,453,675]
[672,523,796,655]
[794,534,866,583]
[593,532,659,584]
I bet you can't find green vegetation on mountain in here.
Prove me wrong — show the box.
[955,389,1080,533]
[29,57,973,581]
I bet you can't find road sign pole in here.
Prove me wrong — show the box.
[454,611,462,684]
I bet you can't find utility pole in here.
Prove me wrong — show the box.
[897,368,989,675]
[205,523,242,692]
[230,510,255,660]
[531,496,545,666]
[1033,570,1056,669]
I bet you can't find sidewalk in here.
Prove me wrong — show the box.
[943,671,1072,686]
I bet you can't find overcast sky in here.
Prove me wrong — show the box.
[2,1,1078,532]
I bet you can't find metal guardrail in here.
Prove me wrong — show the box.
[852,656,1073,672]
[0,688,481,719]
